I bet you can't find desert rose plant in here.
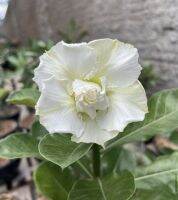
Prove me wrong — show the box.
[1,39,178,199]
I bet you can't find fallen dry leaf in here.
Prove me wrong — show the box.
[19,114,35,129]
[0,120,17,138]
[0,159,10,168]
[0,193,18,200]
[154,135,178,150]
[0,106,19,119]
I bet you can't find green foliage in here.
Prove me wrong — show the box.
[68,171,135,200]
[71,155,93,179]
[6,88,40,107]
[39,133,92,169]
[132,152,178,199]
[58,19,88,43]
[35,162,75,200]
[28,39,54,54]
[135,152,178,190]
[139,63,158,90]
[131,187,178,200]
[106,88,178,150]
[31,120,48,140]
[101,147,178,199]
[0,132,40,159]
[169,129,178,144]
[0,88,9,100]
[0,39,53,88]
[102,145,152,176]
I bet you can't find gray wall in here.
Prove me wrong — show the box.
[1,0,178,90]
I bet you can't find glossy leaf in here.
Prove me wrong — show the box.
[68,171,135,200]
[0,132,40,158]
[39,133,92,169]
[6,88,40,107]
[106,88,178,150]
[35,162,74,200]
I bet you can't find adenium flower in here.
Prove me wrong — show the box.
[33,39,148,146]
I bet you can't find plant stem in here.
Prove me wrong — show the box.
[92,143,101,178]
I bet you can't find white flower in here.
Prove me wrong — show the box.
[33,39,148,146]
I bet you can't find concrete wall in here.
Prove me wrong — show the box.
[1,0,178,90]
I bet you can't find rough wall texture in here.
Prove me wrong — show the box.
[1,0,178,90]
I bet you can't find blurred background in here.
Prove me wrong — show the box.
[0,0,177,199]
[1,0,178,90]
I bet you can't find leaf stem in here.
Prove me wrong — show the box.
[92,143,101,177]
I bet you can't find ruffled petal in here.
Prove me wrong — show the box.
[36,77,84,137]
[33,42,66,91]
[97,81,148,132]
[55,42,97,80]
[89,39,118,75]
[106,42,141,88]
[89,38,141,88]
[72,119,117,146]
[33,41,97,91]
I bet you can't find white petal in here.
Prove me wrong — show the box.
[97,81,148,132]
[89,39,141,88]
[106,42,142,88]
[33,42,66,91]
[56,42,97,80]
[36,77,84,137]
[72,119,117,146]
[89,38,118,69]
[39,108,84,137]
[33,41,97,91]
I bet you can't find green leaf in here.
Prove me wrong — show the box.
[6,88,40,107]
[139,63,158,89]
[102,145,151,176]
[135,152,178,191]
[71,154,93,179]
[68,171,135,200]
[31,120,48,140]
[170,129,178,144]
[131,187,178,200]
[106,88,178,150]
[0,88,9,100]
[35,162,74,200]
[131,152,178,199]
[102,146,137,175]
[39,133,92,169]
[0,133,40,158]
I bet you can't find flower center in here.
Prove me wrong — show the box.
[72,79,109,119]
